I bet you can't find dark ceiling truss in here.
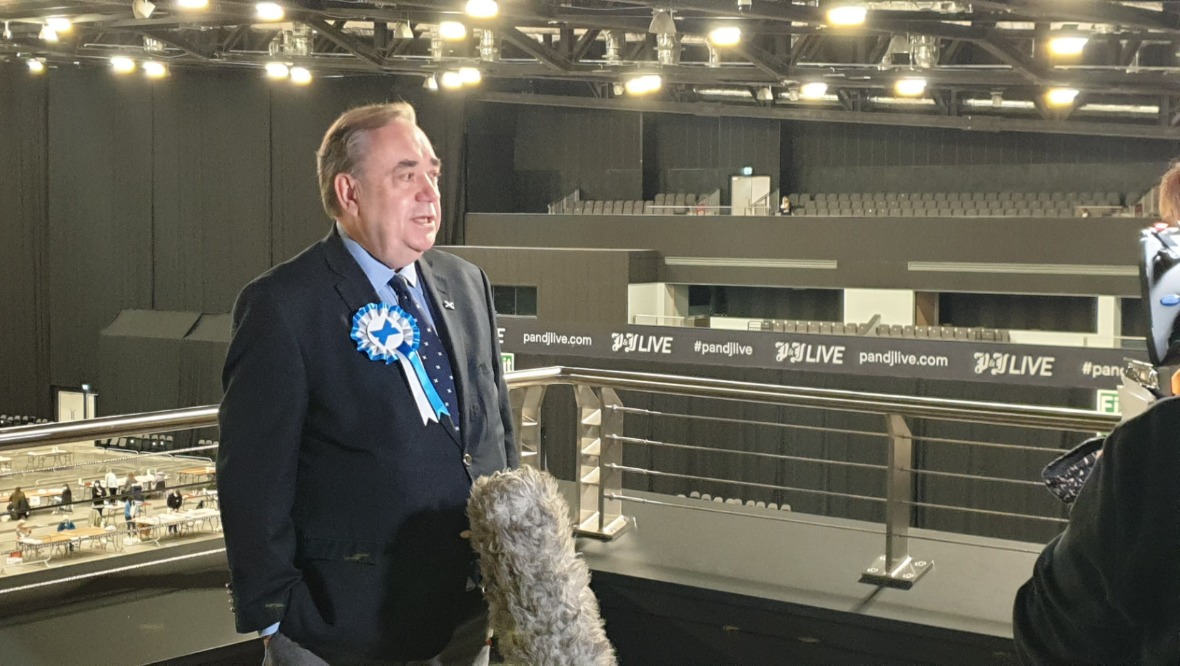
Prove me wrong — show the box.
[3,0,1180,137]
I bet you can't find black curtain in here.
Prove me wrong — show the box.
[0,65,50,417]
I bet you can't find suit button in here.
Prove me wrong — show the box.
[462,453,473,467]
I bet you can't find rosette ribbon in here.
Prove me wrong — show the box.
[351,303,451,425]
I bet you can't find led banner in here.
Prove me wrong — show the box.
[498,320,1142,390]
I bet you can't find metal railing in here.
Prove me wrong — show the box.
[0,367,1120,589]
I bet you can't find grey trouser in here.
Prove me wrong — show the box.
[262,610,491,666]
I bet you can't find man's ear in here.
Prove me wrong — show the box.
[335,173,359,214]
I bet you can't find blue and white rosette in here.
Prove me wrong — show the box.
[351,303,450,426]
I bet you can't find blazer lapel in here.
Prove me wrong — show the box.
[321,228,380,313]
[419,254,466,447]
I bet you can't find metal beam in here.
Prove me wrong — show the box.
[977,0,1180,34]
[974,35,1048,83]
[498,25,574,72]
[569,28,600,63]
[136,30,215,60]
[732,40,788,78]
[297,17,383,68]
[476,90,1180,141]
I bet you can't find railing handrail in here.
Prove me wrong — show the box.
[0,366,1119,453]
[0,406,219,451]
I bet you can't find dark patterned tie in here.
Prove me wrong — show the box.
[390,274,460,433]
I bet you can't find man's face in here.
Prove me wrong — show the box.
[337,119,441,269]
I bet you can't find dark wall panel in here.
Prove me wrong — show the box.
[152,71,271,314]
[650,114,780,202]
[465,103,517,213]
[513,106,642,210]
[446,247,657,326]
[0,66,49,416]
[46,70,154,393]
[783,121,1177,198]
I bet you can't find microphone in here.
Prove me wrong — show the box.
[467,466,617,665]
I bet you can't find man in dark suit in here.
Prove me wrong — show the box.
[218,102,517,665]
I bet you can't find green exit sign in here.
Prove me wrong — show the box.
[1096,389,1119,415]
[501,352,515,373]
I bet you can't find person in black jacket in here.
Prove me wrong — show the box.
[218,101,517,665]
[166,490,183,534]
[1014,171,1180,663]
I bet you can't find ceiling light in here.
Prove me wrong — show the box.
[423,75,439,91]
[479,28,498,61]
[110,56,137,73]
[911,34,938,69]
[624,73,662,95]
[799,81,828,99]
[894,77,927,96]
[465,0,498,19]
[459,66,481,84]
[648,9,676,35]
[45,17,72,32]
[696,87,754,99]
[439,70,464,89]
[143,61,168,78]
[132,0,155,19]
[826,3,866,27]
[289,66,312,85]
[256,2,284,21]
[27,58,46,74]
[708,26,742,47]
[1045,87,1079,107]
[176,0,209,9]
[393,22,414,39]
[963,97,1035,110]
[265,62,289,79]
[1048,35,1088,57]
[439,21,467,41]
[39,25,58,42]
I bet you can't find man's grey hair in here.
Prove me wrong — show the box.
[316,101,417,219]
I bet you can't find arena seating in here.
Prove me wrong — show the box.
[748,319,1011,342]
[553,192,723,215]
[788,191,1123,217]
[0,415,47,427]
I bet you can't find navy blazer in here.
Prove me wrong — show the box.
[218,229,517,661]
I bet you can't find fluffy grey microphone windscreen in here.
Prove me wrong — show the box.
[467,466,618,666]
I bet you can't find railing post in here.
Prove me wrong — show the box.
[861,413,932,589]
[514,385,547,470]
[572,385,631,540]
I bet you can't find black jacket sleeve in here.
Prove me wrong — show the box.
[1013,397,1180,664]
[479,267,518,469]
[217,278,309,633]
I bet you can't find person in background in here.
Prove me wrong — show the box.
[123,496,137,535]
[8,487,29,520]
[1160,160,1180,225]
[59,484,72,514]
[90,481,105,528]
[166,489,183,535]
[104,468,118,497]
